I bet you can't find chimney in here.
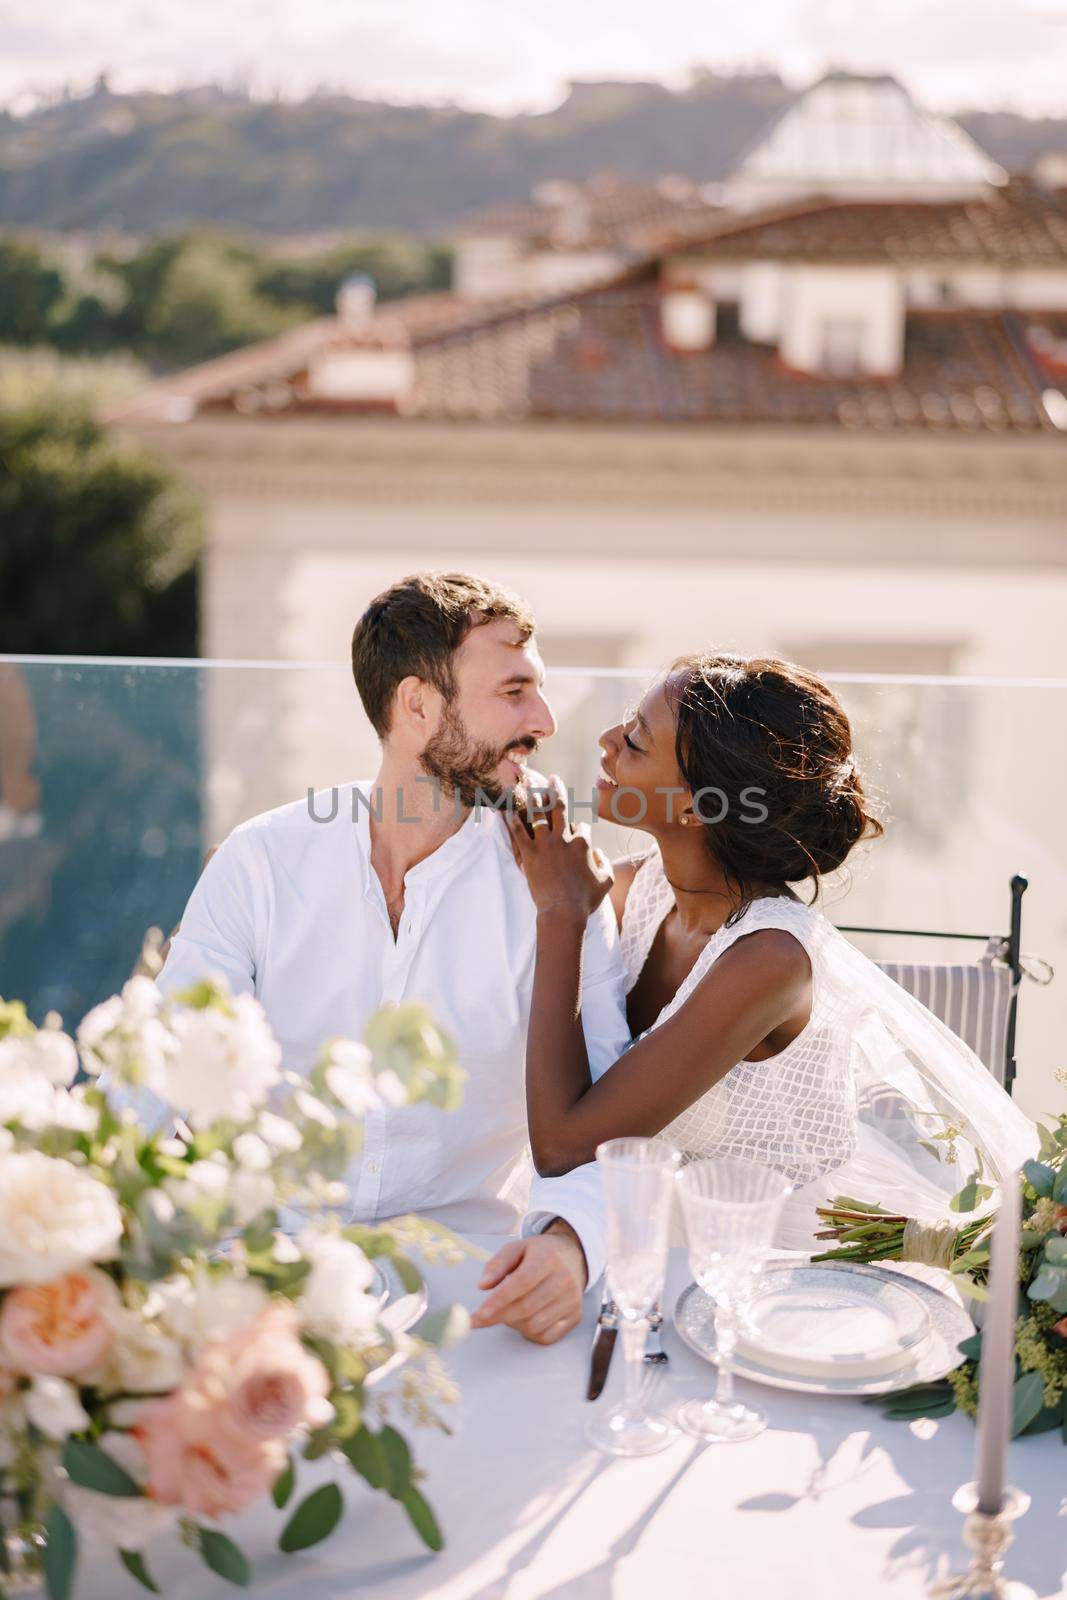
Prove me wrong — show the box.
[661,286,716,353]
[336,273,377,330]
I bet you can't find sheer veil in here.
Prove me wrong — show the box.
[778,920,1039,1251]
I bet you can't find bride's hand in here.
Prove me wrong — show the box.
[504,774,614,920]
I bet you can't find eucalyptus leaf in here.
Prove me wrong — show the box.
[62,1440,141,1497]
[1010,1371,1046,1437]
[1027,1264,1067,1307]
[43,1502,76,1600]
[1022,1160,1055,1198]
[401,1486,443,1551]
[1054,1167,1067,1204]
[272,1457,295,1510]
[343,1427,385,1490]
[279,1483,343,1554]
[1045,1236,1067,1264]
[119,1549,160,1594]
[1020,1399,1065,1436]
[199,1528,250,1587]
[957,1332,983,1361]
[949,1178,993,1214]
[378,1427,412,1499]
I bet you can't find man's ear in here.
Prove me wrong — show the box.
[393,675,435,732]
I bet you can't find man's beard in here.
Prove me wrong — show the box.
[419,703,535,810]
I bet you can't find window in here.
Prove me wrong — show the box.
[819,316,865,376]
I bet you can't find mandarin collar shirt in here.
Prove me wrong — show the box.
[156,781,631,1285]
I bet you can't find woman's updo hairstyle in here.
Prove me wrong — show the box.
[668,653,883,913]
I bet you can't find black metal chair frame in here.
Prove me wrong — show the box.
[836,874,1028,1096]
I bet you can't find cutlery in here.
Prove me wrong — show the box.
[586,1294,619,1400]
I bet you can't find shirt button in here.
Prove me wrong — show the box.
[366,1160,380,1174]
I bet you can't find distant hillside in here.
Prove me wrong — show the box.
[2,74,1065,236]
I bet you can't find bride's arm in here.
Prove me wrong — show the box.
[527,914,810,1174]
[507,783,811,1177]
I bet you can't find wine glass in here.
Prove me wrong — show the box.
[586,1136,681,1458]
[676,1156,791,1443]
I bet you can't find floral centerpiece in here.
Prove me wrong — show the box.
[812,1109,1067,1440]
[0,976,470,1598]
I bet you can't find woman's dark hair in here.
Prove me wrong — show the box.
[668,652,883,913]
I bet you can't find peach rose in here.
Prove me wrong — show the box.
[0,1270,116,1377]
[221,1305,332,1440]
[135,1390,284,1521]
[1053,1315,1067,1339]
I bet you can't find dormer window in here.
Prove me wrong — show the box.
[819,316,865,376]
[661,287,716,352]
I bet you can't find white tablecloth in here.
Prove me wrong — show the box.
[81,1239,1066,1600]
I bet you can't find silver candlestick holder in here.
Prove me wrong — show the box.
[928,1484,1037,1600]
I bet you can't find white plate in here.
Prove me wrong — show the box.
[734,1262,931,1380]
[674,1262,974,1397]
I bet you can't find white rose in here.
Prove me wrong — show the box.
[294,1090,336,1131]
[47,1085,99,1133]
[24,1376,89,1439]
[150,994,281,1127]
[324,1040,381,1117]
[60,1430,178,1551]
[299,1230,379,1343]
[0,1152,124,1286]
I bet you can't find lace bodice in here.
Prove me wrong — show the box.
[618,852,859,1187]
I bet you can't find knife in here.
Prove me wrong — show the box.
[586,1294,619,1400]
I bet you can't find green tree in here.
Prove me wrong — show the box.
[0,240,65,343]
[0,403,200,656]
[256,237,452,315]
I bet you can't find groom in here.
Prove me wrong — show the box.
[157,571,630,1345]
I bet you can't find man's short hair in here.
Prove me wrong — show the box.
[351,571,536,737]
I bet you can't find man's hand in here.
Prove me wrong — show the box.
[470,1220,588,1345]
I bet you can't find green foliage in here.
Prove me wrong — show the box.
[278,1483,343,1553]
[198,1528,250,1587]
[401,1486,443,1552]
[0,225,451,375]
[0,400,199,655]
[119,1549,160,1594]
[61,1440,141,1497]
[42,1502,77,1600]
[0,240,65,342]
[271,1457,295,1509]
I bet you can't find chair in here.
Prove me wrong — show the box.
[836,875,1053,1095]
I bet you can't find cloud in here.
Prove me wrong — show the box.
[1,0,1066,115]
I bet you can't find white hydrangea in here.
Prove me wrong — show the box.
[323,1039,382,1117]
[149,1269,267,1355]
[298,1228,380,1343]
[77,976,170,1085]
[149,992,281,1128]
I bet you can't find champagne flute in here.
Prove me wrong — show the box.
[676,1157,790,1443]
[586,1136,681,1457]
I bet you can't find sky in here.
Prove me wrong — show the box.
[3,0,1067,118]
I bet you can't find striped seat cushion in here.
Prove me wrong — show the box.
[876,941,1012,1086]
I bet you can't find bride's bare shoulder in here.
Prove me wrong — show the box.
[609,853,652,929]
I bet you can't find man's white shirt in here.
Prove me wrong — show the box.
[156,781,631,1285]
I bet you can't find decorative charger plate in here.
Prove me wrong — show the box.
[674,1260,974,1397]
[733,1262,931,1380]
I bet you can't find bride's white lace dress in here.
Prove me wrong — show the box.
[618,850,1036,1249]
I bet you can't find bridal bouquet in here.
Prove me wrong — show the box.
[0,977,469,1598]
[812,1109,1067,1440]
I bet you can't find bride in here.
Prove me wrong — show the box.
[507,652,1036,1250]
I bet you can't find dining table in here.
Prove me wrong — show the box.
[78,1236,1066,1600]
